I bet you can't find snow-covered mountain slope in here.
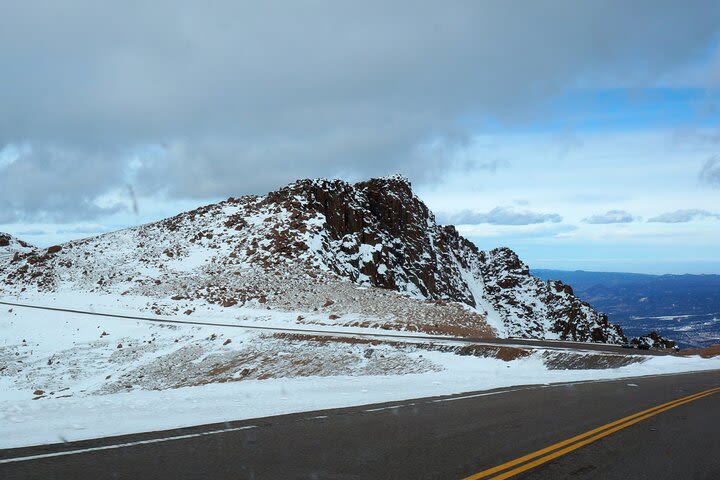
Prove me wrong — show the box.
[0,176,625,342]
[0,233,35,260]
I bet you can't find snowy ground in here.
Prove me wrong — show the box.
[2,292,720,449]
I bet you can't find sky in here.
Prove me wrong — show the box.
[1,1,719,274]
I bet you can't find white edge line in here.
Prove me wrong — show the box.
[430,368,720,403]
[0,425,257,465]
[431,386,542,403]
[364,403,415,412]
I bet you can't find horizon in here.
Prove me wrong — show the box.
[1,2,719,275]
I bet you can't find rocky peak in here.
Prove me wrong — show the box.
[255,177,625,342]
[266,176,429,242]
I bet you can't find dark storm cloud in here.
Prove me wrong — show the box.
[440,207,563,226]
[647,209,720,223]
[2,1,720,220]
[583,210,638,224]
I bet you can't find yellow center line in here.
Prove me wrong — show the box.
[462,386,720,480]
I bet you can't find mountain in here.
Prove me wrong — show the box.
[0,176,625,343]
[533,269,720,348]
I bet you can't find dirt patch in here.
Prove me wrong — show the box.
[339,319,491,338]
[97,334,444,392]
[272,333,382,346]
[542,351,644,370]
[676,344,720,358]
[485,346,529,361]
[271,333,531,361]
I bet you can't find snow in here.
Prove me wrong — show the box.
[358,243,382,263]
[2,295,719,449]
[0,233,35,259]
[166,247,212,272]
[455,254,507,337]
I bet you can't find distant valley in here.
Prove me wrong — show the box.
[532,269,720,348]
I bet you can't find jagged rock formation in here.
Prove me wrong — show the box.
[256,176,624,342]
[0,176,626,343]
[631,331,677,350]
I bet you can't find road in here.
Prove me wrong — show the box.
[1,370,718,479]
[0,300,666,356]
[465,336,667,356]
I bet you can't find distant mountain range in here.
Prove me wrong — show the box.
[532,269,720,348]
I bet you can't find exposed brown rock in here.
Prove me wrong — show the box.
[676,344,720,357]
[497,277,519,289]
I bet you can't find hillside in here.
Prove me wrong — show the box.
[0,233,34,259]
[1,176,624,343]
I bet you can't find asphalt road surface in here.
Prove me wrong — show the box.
[2,370,718,480]
[465,337,668,356]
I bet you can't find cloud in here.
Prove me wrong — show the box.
[459,158,511,173]
[647,209,720,223]
[0,143,29,169]
[459,223,577,239]
[0,145,129,222]
[1,1,719,221]
[16,229,48,236]
[441,207,563,225]
[583,210,638,224]
[699,157,720,186]
[57,225,112,235]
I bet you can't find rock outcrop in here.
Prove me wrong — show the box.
[256,176,625,342]
[632,331,677,350]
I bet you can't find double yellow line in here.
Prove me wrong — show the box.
[462,386,720,480]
